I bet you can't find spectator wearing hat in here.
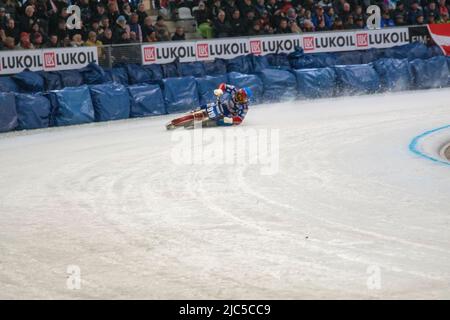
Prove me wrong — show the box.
[354,15,365,29]
[114,15,128,43]
[381,10,395,27]
[427,11,437,23]
[439,11,449,23]
[16,32,34,49]
[312,5,332,29]
[438,0,449,18]
[415,11,426,25]
[394,13,407,25]
[303,19,315,32]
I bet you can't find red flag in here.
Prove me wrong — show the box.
[427,24,450,56]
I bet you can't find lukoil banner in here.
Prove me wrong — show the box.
[0,47,98,75]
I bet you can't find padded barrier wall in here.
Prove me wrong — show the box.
[50,85,95,126]
[163,76,199,114]
[128,83,166,117]
[0,92,17,132]
[294,68,336,99]
[89,83,130,121]
[1,42,449,132]
[15,93,51,130]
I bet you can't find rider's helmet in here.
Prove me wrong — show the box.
[235,87,253,104]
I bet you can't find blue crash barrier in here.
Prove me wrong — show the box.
[15,93,51,130]
[360,48,381,64]
[80,62,107,85]
[226,55,254,74]
[0,76,20,92]
[143,64,164,82]
[105,67,129,85]
[203,58,227,75]
[125,64,152,84]
[373,58,412,91]
[265,53,291,70]
[0,92,17,132]
[163,76,199,114]
[289,51,337,69]
[128,83,166,117]
[50,85,95,126]
[294,67,336,99]
[161,61,181,78]
[249,55,270,73]
[12,70,45,92]
[227,72,263,104]
[335,51,362,65]
[257,68,297,102]
[180,62,206,78]
[58,70,84,88]
[196,74,228,106]
[334,64,380,95]
[39,71,63,91]
[409,55,449,89]
[382,42,430,60]
[89,83,130,121]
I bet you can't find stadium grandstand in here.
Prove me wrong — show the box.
[0,0,448,50]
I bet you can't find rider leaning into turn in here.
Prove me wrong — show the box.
[200,83,252,126]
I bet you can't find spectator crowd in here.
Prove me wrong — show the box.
[0,0,449,50]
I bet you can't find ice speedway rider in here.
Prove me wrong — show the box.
[166,83,252,130]
[200,83,252,126]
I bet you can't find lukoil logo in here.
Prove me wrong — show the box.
[44,52,56,68]
[197,43,209,58]
[303,36,315,51]
[356,33,369,47]
[250,40,262,55]
[144,47,156,62]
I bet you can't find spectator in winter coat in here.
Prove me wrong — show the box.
[171,27,185,41]
[155,16,170,41]
[229,9,246,37]
[213,10,231,38]
[381,11,395,27]
[312,5,332,29]
[129,13,142,42]
[195,2,213,38]
[4,18,19,43]
[141,16,155,39]
[407,1,423,25]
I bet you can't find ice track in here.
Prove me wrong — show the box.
[0,88,449,299]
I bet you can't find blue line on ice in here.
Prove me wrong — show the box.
[408,124,450,166]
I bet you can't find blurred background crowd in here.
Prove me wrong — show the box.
[0,0,448,50]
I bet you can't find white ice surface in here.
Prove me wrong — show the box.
[0,88,449,299]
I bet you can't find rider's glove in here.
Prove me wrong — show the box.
[214,89,224,97]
